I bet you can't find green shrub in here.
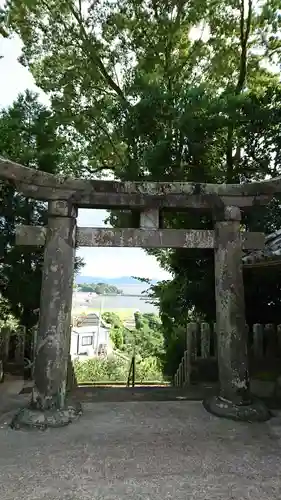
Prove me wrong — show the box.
[74,357,128,383]
[136,356,163,382]
[73,355,164,383]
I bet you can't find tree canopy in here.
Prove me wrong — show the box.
[103,311,165,359]
[2,0,281,371]
[0,91,84,329]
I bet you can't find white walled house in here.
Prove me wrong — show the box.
[70,313,113,360]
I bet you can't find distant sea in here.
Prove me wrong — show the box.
[73,283,158,314]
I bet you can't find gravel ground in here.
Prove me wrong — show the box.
[0,401,281,499]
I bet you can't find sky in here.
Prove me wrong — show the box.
[0,34,171,280]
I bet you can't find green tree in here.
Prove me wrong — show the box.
[93,283,122,295]
[102,312,125,350]
[102,312,123,328]
[0,6,9,49]
[0,296,18,328]
[110,327,124,350]
[4,0,281,373]
[0,91,84,332]
[133,312,164,359]
[4,0,281,178]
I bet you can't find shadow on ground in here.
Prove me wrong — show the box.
[1,400,281,499]
[17,381,281,409]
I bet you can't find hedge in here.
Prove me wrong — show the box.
[73,356,164,383]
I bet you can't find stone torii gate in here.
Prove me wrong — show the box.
[1,157,280,428]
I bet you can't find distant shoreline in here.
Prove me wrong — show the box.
[76,292,149,298]
[75,275,159,286]
[73,285,157,314]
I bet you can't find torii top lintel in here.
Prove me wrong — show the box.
[1,157,281,210]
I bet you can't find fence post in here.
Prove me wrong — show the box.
[178,360,182,386]
[265,324,275,358]
[186,322,197,384]
[213,323,217,358]
[176,368,179,387]
[253,324,264,358]
[277,325,281,356]
[201,323,211,358]
[179,359,183,387]
[15,326,25,367]
[181,357,185,387]
[0,327,4,362]
[245,323,249,352]
[187,322,197,361]
[184,350,190,386]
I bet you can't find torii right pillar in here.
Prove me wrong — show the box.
[204,206,270,422]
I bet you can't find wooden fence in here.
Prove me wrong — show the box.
[174,322,281,387]
[0,326,26,365]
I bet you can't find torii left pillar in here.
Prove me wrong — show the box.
[12,201,82,429]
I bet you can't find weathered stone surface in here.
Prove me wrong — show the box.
[201,323,211,358]
[183,351,190,386]
[31,201,77,412]
[253,324,264,358]
[273,375,281,400]
[213,206,250,405]
[140,209,159,229]
[224,205,242,220]
[203,396,271,422]
[0,156,278,208]
[73,228,216,248]
[16,225,266,251]
[1,155,281,195]
[67,355,78,392]
[277,324,281,354]
[7,155,274,428]
[11,400,82,430]
[187,323,197,362]
[15,183,272,209]
[48,200,77,217]
[205,206,270,421]
[264,323,276,358]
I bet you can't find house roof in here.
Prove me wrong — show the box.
[71,325,109,335]
[243,229,281,268]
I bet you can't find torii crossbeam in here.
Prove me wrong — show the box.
[0,157,275,427]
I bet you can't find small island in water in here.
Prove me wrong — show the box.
[76,282,123,296]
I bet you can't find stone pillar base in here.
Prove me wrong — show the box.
[10,400,82,430]
[203,395,271,422]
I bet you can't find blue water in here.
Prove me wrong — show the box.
[73,284,158,314]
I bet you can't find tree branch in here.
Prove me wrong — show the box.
[174,0,186,28]
[39,0,130,108]
[226,0,252,182]
[82,162,114,175]
[236,0,252,94]
[151,0,160,21]
[67,1,130,107]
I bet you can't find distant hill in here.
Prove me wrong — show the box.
[75,276,158,286]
